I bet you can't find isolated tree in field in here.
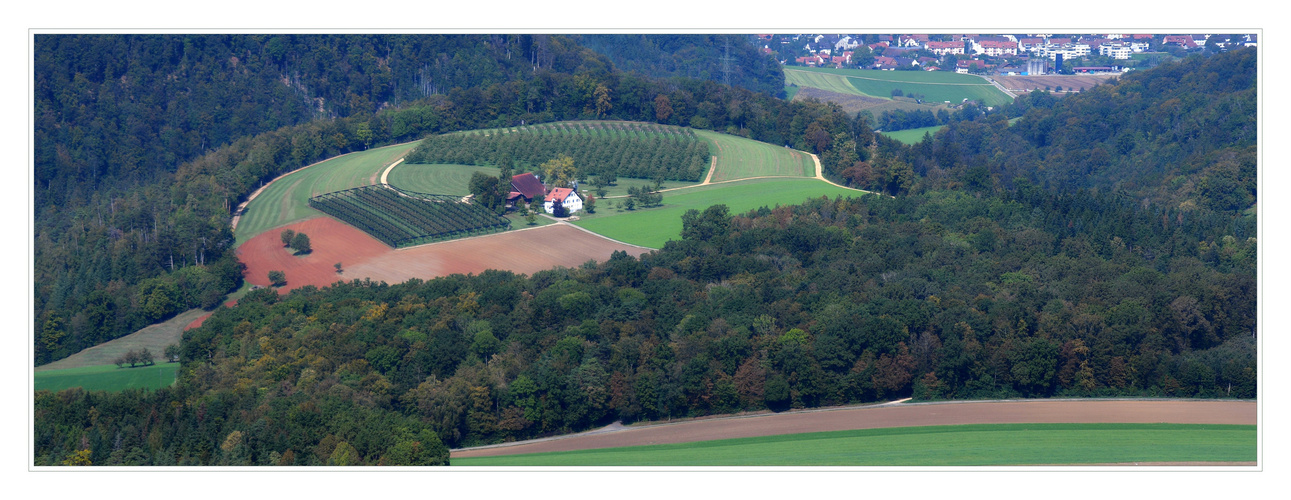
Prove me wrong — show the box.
[291,232,312,254]
[139,348,155,366]
[541,155,577,188]
[164,344,181,363]
[280,229,296,247]
[335,262,343,274]
[584,195,596,214]
[525,211,537,225]
[268,270,286,287]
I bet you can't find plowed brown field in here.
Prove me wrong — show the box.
[993,74,1120,93]
[452,399,1255,458]
[237,217,651,292]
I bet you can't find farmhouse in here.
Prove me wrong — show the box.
[543,187,583,215]
[507,172,547,206]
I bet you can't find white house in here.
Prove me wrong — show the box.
[543,187,583,215]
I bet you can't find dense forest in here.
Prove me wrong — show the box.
[36,186,1254,464]
[35,33,850,364]
[34,38,1255,466]
[574,34,786,97]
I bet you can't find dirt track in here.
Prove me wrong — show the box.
[451,399,1255,458]
[238,217,652,293]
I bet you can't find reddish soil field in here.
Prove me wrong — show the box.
[238,217,651,293]
[451,399,1256,458]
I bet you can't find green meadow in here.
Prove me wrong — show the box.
[573,177,866,248]
[234,142,418,246]
[452,423,1256,466]
[35,363,178,393]
[386,163,501,196]
[695,130,815,182]
[882,125,946,145]
[785,66,1013,107]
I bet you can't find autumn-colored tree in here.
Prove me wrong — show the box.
[540,155,577,188]
[654,94,673,123]
[805,121,831,153]
[61,449,92,466]
[594,84,612,118]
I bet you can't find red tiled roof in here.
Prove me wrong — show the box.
[510,173,546,200]
[545,187,577,202]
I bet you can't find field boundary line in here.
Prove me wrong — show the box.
[560,221,659,251]
[392,220,559,251]
[451,397,913,453]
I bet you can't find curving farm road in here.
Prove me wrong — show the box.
[451,399,1255,459]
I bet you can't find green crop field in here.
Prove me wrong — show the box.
[783,85,800,100]
[386,163,501,195]
[784,66,1013,107]
[452,423,1256,466]
[572,177,866,248]
[882,125,946,145]
[696,130,816,182]
[783,69,861,95]
[235,142,418,246]
[35,363,178,393]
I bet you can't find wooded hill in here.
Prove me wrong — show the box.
[33,39,1255,467]
[35,34,851,365]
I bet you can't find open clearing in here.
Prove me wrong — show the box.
[572,177,863,249]
[35,308,207,372]
[235,142,418,246]
[34,363,178,393]
[453,423,1255,466]
[238,216,650,292]
[882,125,947,144]
[451,399,1255,463]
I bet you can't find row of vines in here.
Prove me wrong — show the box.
[404,121,711,182]
[309,186,511,247]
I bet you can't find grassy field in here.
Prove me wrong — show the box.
[235,142,418,246]
[783,85,800,100]
[452,423,1256,466]
[572,177,866,248]
[695,130,815,182]
[589,177,702,199]
[783,68,861,95]
[784,66,1013,107]
[386,163,500,196]
[36,308,207,371]
[882,125,946,145]
[35,363,179,393]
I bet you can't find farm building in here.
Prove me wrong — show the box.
[543,187,583,215]
[507,172,547,207]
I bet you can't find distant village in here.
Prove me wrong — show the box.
[765,33,1257,75]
